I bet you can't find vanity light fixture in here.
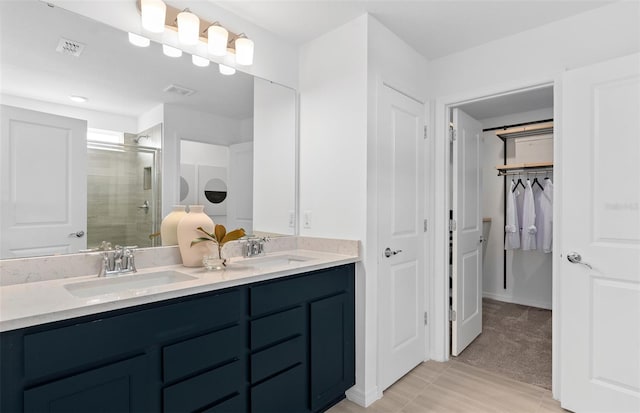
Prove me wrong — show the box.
[192,55,210,67]
[69,95,88,103]
[162,44,182,58]
[135,0,254,67]
[219,64,236,76]
[141,0,166,33]
[235,35,254,66]
[128,32,150,47]
[177,9,200,46]
[207,23,228,57]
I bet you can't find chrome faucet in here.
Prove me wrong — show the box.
[99,245,137,277]
[243,237,270,258]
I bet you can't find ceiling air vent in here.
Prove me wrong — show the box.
[56,37,85,57]
[163,84,196,97]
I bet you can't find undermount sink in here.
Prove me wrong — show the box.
[64,271,197,298]
[238,254,313,268]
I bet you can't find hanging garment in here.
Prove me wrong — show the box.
[533,183,546,252]
[521,179,537,250]
[539,179,554,253]
[505,180,520,250]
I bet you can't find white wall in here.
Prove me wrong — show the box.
[162,103,244,217]
[253,78,296,235]
[429,1,640,98]
[480,108,554,309]
[48,0,298,89]
[0,94,137,132]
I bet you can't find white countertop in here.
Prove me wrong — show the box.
[0,249,358,332]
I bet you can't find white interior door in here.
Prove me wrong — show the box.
[0,105,87,258]
[228,141,253,233]
[560,53,640,413]
[451,108,483,356]
[378,85,426,391]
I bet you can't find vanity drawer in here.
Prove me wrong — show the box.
[250,266,349,316]
[251,336,304,383]
[163,360,242,413]
[201,393,245,413]
[163,324,241,382]
[23,289,241,380]
[250,306,303,350]
[251,364,306,413]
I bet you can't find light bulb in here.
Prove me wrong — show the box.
[141,0,166,33]
[128,32,150,47]
[207,25,228,57]
[162,44,182,58]
[219,64,235,75]
[235,37,254,66]
[69,95,88,103]
[177,10,200,46]
[192,55,210,67]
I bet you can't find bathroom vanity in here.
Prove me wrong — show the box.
[0,245,357,413]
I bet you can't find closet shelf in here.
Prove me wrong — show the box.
[495,121,553,141]
[495,162,553,171]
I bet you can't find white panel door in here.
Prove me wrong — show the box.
[228,141,253,233]
[0,105,87,258]
[451,108,483,356]
[560,53,640,413]
[378,85,426,391]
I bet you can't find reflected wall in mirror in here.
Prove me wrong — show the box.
[0,1,297,260]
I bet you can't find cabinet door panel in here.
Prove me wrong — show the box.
[310,293,355,411]
[251,336,304,383]
[23,355,149,413]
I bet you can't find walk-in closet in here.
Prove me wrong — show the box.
[448,86,554,390]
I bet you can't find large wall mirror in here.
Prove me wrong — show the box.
[0,1,297,260]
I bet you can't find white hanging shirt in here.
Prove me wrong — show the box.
[521,179,537,251]
[505,180,520,250]
[539,179,554,253]
[533,182,546,252]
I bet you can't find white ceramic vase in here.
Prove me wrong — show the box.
[177,205,215,267]
[160,205,187,246]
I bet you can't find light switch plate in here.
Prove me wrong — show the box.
[303,211,312,229]
[288,210,295,228]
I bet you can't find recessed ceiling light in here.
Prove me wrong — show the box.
[192,55,210,67]
[68,95,88,103]
[162,44,182,58]
[128,32,150,47]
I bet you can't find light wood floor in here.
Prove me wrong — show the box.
[327,360,568,413]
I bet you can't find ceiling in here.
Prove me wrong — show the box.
[216,0,614,60]
[0,1,254,121]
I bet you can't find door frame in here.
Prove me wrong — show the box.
[428,76,563,399]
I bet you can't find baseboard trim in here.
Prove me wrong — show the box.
[346,385,381,407]
[483,292,552,310]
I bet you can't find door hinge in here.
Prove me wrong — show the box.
[449,309,457,322]
[449,219,457,231]
[449,128,457,142]
[424,311,428,325]
[424,219,428,232]
[424,125,428,140]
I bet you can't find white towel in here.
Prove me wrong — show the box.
[505,180,520,250]
[521,179,537,251]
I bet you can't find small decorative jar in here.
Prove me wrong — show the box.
[160,205,187,246]
[176,205,214,267]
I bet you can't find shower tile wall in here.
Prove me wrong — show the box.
[87,148,155,249]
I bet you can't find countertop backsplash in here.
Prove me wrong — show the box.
[0,237,359,287]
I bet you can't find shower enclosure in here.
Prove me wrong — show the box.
[86,133,162,249]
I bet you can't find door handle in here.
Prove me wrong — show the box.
[567,252,592,269]
[69,230,85,238]
[384,247,403,258]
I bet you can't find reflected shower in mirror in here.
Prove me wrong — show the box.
[0,1,296,260]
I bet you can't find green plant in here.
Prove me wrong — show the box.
[191,224,246,261]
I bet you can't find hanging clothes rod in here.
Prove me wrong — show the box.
[482,118,553,132]
[498,168,553,176]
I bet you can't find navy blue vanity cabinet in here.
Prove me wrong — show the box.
[249,264,356,413]
[0,263,355,413]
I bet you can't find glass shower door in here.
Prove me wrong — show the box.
[86,142,161,249]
